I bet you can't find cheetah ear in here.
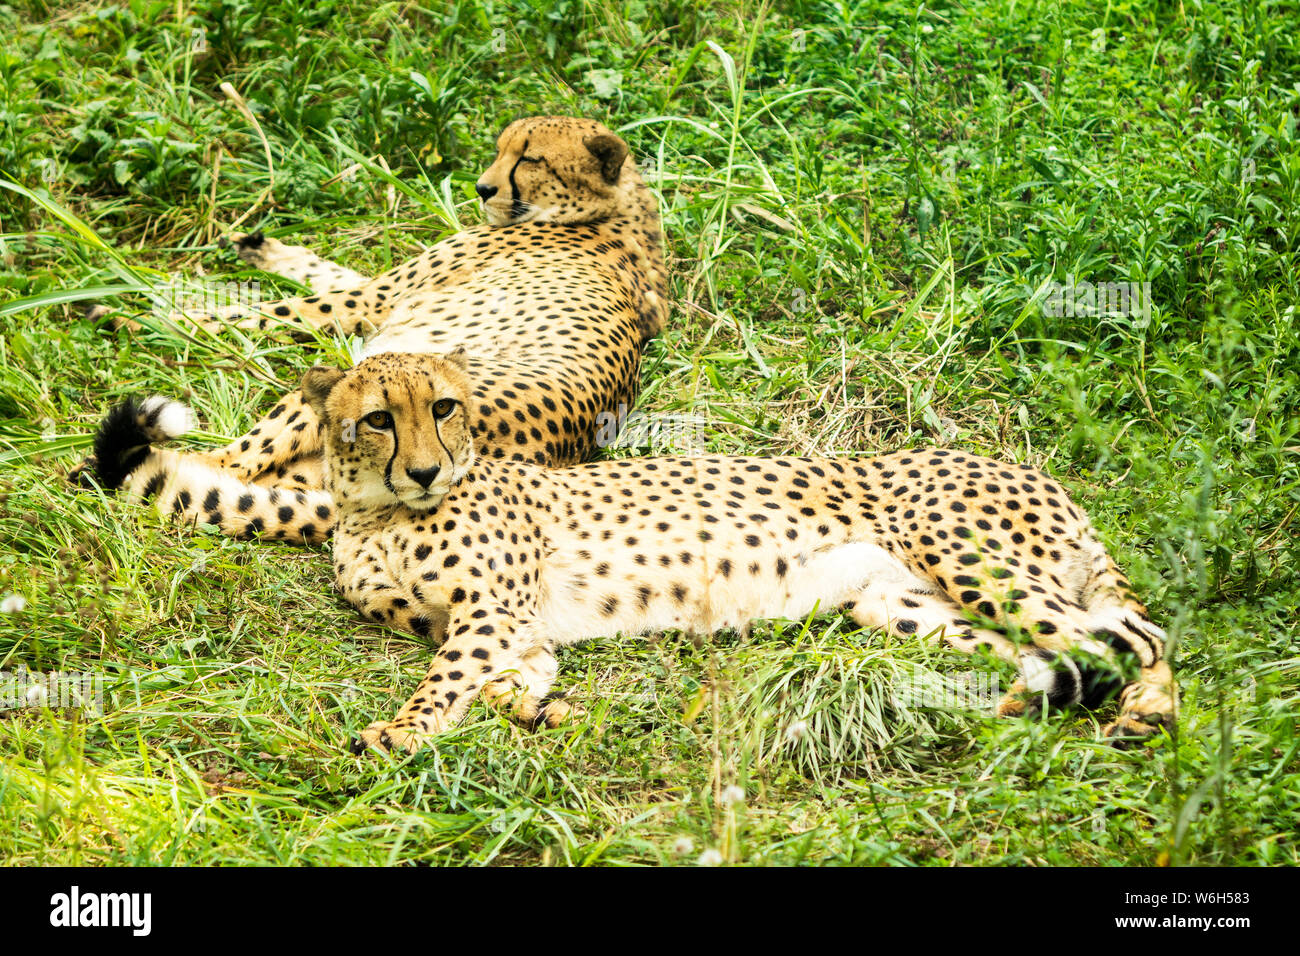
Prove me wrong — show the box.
[443,347,470,371]
[301,366,344,417]
[583,132,628,184]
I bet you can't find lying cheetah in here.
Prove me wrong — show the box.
[92,352,1178,754]
[80,116,669,544]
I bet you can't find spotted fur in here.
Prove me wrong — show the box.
[301,353,1178,755]
[83,117,670,543]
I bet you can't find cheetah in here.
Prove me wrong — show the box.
[79,116,669,544]
[92,351,1177,755]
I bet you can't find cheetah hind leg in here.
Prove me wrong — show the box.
[1087,605,1177,745]
[1081,545,1178,743]
[845,578,1043,710]
[998,645,1175,744]
[159,232,376,340]
[84,232,367,334]
[480,645,582,730]
[846,573,1124,722]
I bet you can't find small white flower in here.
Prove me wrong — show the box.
[1,595,27,614]
[921,24,934,34]
[25,682,48,706]
[673,836,694,856]
[785,719,808,741]
[720,785,745,807]
[698,848,723,866]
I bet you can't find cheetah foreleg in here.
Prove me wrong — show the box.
[353,612,534,755]
[222,231,369,290]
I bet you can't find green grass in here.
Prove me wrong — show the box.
[1,0,1297,865]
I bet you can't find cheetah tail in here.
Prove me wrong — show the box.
[85,398,335,545]
[89,396,196,489]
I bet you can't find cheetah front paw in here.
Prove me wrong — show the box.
[531,694,585,730]
[350,720,429,756]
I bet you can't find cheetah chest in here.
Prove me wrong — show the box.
[334,524,459,620]
[333,511,535,635]
[533,538,908,644]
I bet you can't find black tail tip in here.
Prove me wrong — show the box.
[90,399,153,490]
[88,396,194,490]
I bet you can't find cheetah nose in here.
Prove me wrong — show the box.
[475,183,498,201]
[406,466,441,489]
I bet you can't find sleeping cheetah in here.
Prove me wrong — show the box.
[79,116,669,544]
[93,351,1177,754]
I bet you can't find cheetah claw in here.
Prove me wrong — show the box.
[529,695,584,731]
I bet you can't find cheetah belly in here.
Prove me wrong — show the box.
[362,307,513,359]
[728,541,906,625]
[534,540,906,643]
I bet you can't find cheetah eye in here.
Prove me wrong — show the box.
[520,155,543,164]
[432,398,456,420]
[364,411,393,430]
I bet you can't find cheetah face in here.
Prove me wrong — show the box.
[302,351,476,510]
[476,116,632,226]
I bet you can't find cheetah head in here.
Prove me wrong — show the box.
[302,351,475,511]
[475,116,636,226]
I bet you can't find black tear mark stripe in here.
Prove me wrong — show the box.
[507,139,528,218]
[383,429,401,496]
[434,416,455,475]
